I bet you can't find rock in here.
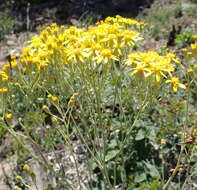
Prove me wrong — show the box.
[0,136,88,190]
[6,40,16,46]
[0,155,18,190]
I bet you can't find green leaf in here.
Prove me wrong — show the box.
[108,139,118,149]
[105,149,119,162]
[147,127,156,141]
[134,173,147,183]
[135,129,145,141]
[145,162,160,178]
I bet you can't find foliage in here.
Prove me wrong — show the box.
[138,3,182,40]
[175,28,196,48]
[0,10,14,40]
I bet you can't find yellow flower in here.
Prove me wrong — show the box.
[52,116,58,123]
[68,97,75,105]
[5,113,12,119]
[48,94,59,102]
[96,48,118,64]
[121,30,141,47]
[166,77,186,92]
[23,164,30,171]
[16,15,145,76]
[0,87,8,93]
[51,96,59,102]
[66,47,91,63]
[190,43,197,50]
[22,67,27,73]
[192,34,197,39]
[73,92,79,96]
[15,175,22,180]
[10,60,18,69]
[166,52,180,64]
[51,24,59,34]
[187,68,193,73]
[130,64,148,76]
[1,63,10,73]
[11,55,16,60]
[14,82,21,87]
[0,71,9,81]
[181,48,187,52]
[38,62,47,70]
[40,30,49,40]
[145,63,168,82]
[103,15,147,28]
[126,51,176,82]
[68,92,79,106]
[14,186,22,190]
[42,105,49,111]
[90,43,102,55]
[31,35,43,49]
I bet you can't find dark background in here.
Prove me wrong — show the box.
[0,0,153,26]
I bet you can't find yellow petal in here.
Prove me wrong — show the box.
[178,83,186,89]
[173,86,178,92]
[144,72,152,78]
[131,70,138,76]
[156,73,161,82]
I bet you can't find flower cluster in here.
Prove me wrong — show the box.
[68,92,79,106]
[126,51,180,85]
[0,71,9,82]
[183,34,197,73]
[0,71,9,94]
[2,55,18,73]
[125,50,187,91]
[97,15,147,29]
[190,35,197,55]
[48,94,59,102]
[18,15,142,73]
[0,15,186,93]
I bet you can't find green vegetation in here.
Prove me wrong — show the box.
[0,10,14,40]
[175,28,196,48]
[137,3,182,40]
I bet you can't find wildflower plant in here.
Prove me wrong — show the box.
[0,15,196,189]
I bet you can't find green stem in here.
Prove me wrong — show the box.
[163,145,185,190]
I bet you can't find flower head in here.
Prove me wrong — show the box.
[126,51,177,82]
[166,77,186,92]
[5,113,12,119]
[23,164,30,171]
[15,175,22,181]
[0,87,8,94]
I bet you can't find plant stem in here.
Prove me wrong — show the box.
[163,145,185,190]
